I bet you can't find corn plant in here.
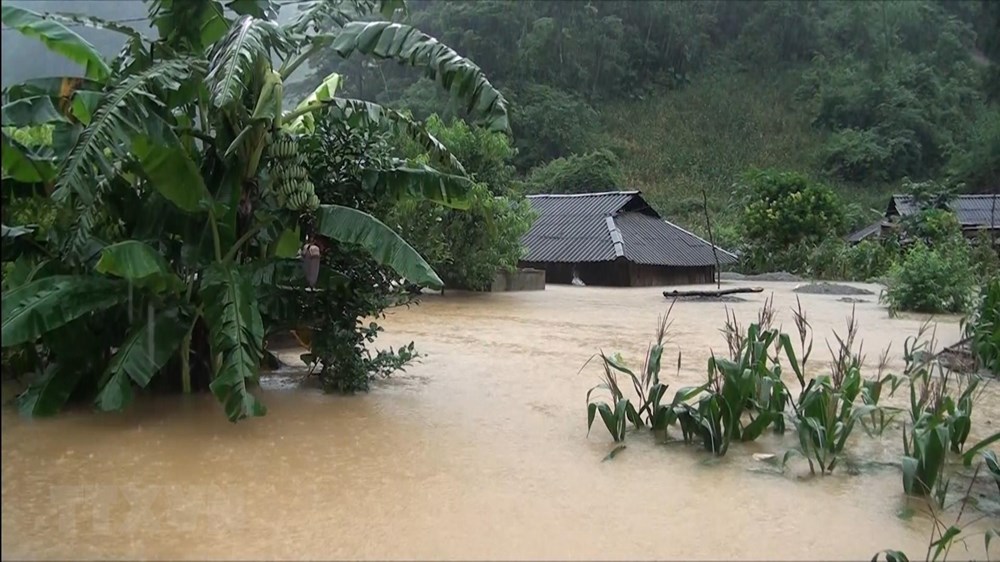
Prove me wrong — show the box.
[586,305,680,442]
[859,348,906,437]
[675,321,789,455]
[586,353,638,443]
[963,278,1000,374]
[783,308,900,475]
[962,431,1000,494]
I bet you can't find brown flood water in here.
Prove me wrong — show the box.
[3,281,998,560]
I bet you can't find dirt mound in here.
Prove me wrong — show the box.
[794,282,874,296]
[720,271,803,282]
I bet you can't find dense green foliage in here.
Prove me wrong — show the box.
[519,149,624,195]
[296,117,418,393]
[298,0,999,236]
[389,116,535,290]
[737,169,847,274]
[964,279,1000,374]
[882,241,976,314]
[0,0,508,420]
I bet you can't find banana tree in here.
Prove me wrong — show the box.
[1,0,509,421]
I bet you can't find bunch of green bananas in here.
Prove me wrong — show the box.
[267,134,320,212]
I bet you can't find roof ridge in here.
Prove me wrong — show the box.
[604,216,625,259]
[525,190,640,199]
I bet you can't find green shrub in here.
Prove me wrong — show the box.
[967,231,1000,284]
[520,149,624,195]
[391,184,535,290]
[882,241,976,314]
[842,239,897,281]
[965,279,1000,374]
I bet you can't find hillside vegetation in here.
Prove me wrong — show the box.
[297,0,999,239]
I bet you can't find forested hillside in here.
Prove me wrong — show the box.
[296,0,1000,236]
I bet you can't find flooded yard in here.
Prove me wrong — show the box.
[2,281,998,560]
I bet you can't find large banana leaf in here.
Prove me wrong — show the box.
[45,12,144,40]
[361,163,471,209]
[1,132,57,183]
[1,275,126,348]
[54,59,199,203]
[3,76,105,125]
[2,95,67,126]
[94,240,184,292]
[286,72,342,133]
[1,5,111,81]
[314,204,443,289]
[206,15,283,109]
[131,135,211,214]
[148,0,229,52]
[18,361,87,417]
[285,0,379,34]
[95,307,189,412]
[331,21,509,132]
[202,263,267,422]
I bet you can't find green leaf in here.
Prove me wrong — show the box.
[94,240,183,292]
[95,307,189,411]
[206,15,282,109]
[273,227,301,258]
[202,263,267,422]
[962,431,1000,466]
[314,204,443,289]
[17,361,87,417]
[331,21,508,132]
[1,275,125,348]
[930,526,961,562]
[53,59,199,204]
[871,549,910,562]
[362,164,471,210]
[45,12,144,39]
[1,131,57,183]
[2,95,66,126]
[1,5,111,81]
[286,72,341,133]
[131,135,211,213]
[315,98,467,175]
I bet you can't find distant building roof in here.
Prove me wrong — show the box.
[845,220,886,244]
[887,194,999,229]
[521,191,738,267]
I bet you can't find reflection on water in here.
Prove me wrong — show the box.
[2,282,997,560]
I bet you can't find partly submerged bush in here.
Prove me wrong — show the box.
[882,241,976,314]
[965,279,1000,374]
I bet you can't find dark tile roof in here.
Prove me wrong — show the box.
[845,220,886,243]
[888,194,999,229]
[521,191,738,267]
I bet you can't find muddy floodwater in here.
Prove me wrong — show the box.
[3,281,998,560]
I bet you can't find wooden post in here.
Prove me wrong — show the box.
[702,189,721,289]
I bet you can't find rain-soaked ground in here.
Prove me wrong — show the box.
[2,281,998,560]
